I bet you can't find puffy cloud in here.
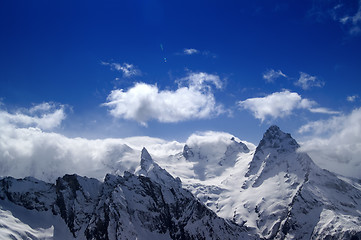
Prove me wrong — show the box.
[103,72,224,125]
[239,90,339,122]
[347,95,359,102]
[263,69,287,83]
[183,48,199,55]
[298,107,361,178]
[238,90,316,122]
[295,72,324,90]
[0,103,66,130]
[101,61,141,78]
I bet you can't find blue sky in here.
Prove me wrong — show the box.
[1,0,361,147]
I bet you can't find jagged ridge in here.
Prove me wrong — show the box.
[0,148,253,240]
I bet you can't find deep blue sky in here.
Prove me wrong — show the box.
[1,0,361,144]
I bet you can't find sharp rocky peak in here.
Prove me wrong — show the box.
[140,147,153,171]
[256,125,299,153]
[136,147,182,188]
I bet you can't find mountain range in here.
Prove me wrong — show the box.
[1,126,361,239]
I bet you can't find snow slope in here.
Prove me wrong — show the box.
[160,126,361,239]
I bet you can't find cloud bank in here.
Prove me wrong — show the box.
[103,72,224,125]
[299,107,361,178]
[0,102,358,182]
[0,103,184,182]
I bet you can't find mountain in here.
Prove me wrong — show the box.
[1,126,361,239]
[166,125,361,239]
[0,148,252,239]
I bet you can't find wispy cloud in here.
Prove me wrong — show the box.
[103,72,224,125]
[179,48,217,58]
[347,95,359,102]
[201,50,217,58]
[309,107,340,115]
[263,69,287,83]
[299,107,361,178]
[294,72,324,90]
[238,90,338,122]
[309,0,361,35]
[101,61,141,78]
[339,1,361,35]
[176,71,223,89]
[183,48,199,55]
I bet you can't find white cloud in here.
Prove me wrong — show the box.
[177,72,223,89]
[347,95,359,102]
[238,90,316,122]
[309,107,340,115]
[29,102,52,113]
[310,0,361,36]
[239,90,339,122]
[101,61,141,78]
[298,107,361,178]
[103,72,224,125]
[339,1,361,35]
[179,49,216,58]
[0,103,66,130]
[183,48,199,55]
[295,72,324,90]
[263,69,287,83]
[186,131,253,160]
[183,131,255,180]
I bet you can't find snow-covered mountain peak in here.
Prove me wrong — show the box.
[257,125,299,153]
[136,148,182,189]
[245,126,313,189]
[178,136,252,181]
[226,137,250,154]
[140,147,153,172]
